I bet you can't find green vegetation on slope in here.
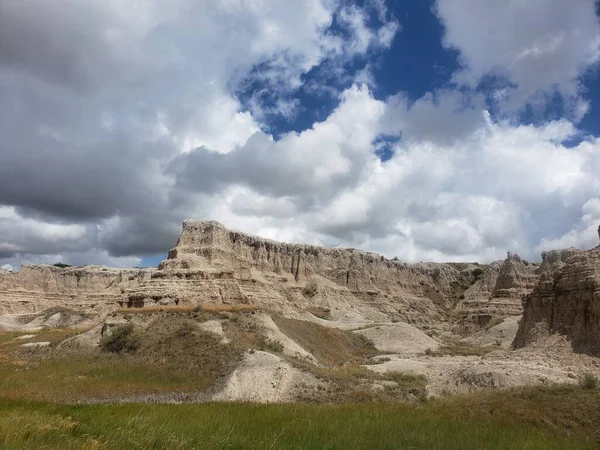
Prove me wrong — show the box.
[0,316,243,402]
[1,385,599,449]
[426,337,495,356]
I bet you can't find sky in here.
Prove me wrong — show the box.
[1,0,600,271]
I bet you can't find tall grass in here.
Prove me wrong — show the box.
[0,387,597,449]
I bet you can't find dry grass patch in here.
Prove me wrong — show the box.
[270,313,378,366]
[289,356,428,404]
[306,306,331,320]
[199,303,261,313]
[485,316,506,330]
[116,305,197,314]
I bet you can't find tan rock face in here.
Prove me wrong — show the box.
[1,220,588,335]
[0,265,153,314]
[456,249,577,331]
[513,246,600,355]
[126,221,459,327]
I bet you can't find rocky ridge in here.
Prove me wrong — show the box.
[124,220,457,328]
[0,220,590,335]
[1,220,599,403]
[456,249,580,331]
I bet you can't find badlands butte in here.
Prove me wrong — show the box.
[0,220,599,402]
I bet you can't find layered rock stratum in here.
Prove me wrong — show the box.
[0,265,153,315]
[0,220,596,342]
[124,220,464,327]
[456,249,579,331]
[514,236,600,355]
[1,220,599,401]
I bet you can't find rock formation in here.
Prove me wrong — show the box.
[456,249,578,331]
[1,220,591,336]
[124,221,461,327]
[0,265,153,315]
[513,240,599,355]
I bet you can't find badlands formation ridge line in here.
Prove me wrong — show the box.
[0,220,599,354]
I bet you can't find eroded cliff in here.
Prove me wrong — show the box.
[455,249,579,331]
[125,221,457,327]
[2,220,589,335]
[0,265,153,315]
[513,242,600,355]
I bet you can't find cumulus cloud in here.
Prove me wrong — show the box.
[380,89,487,144]
[0,0,599,270]
[537,198,600,251]
[166,84,600,263]
[435,0,600,115]
[0,0,399,265]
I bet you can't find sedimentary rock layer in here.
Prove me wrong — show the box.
[1,220,588,332]
[125,221,456,326]
[0,265,153,315]
[513,245,600,355]
[456,249,579,330]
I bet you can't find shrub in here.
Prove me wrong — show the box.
[100,324,141,354]
[258,337,284,354]
[303,280,319,297]
[53,262,72,268]
[579,373,599,390]
[472,268,484,277]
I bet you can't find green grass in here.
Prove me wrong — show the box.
[0,317,242,402]
[0,385,598,449]
[426,338,495,357]
[1,313,599,448]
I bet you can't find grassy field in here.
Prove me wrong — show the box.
[0,317,243,403]
[1,385,599,449]
[1,312,599,448]
[0,314,429,405]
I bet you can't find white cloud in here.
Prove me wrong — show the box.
[0,0,599,271]
[167,84,600,263]
[380,89,487,144]
[537,198,600,250]
[435,0,600,115]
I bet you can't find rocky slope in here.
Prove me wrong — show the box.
[2,221,599,402]
[513,232,600,355]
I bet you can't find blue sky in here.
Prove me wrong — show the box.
[237,0,460,137]
[0,0,599,271]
